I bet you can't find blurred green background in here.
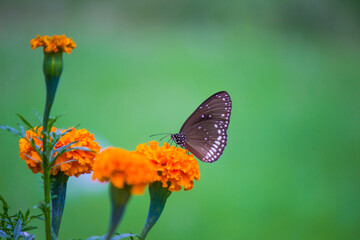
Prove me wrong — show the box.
[1,0,360,239]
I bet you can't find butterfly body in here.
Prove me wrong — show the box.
[172,91,232,163]
[171,133,186,147]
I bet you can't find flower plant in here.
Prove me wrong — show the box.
[0,35,203,240]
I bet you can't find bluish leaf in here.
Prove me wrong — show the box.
[111,233,139,239]
[50,145,94,165]
[20,231,35,240]
[24,154,41,163]
[68,146,94,152]
[0,230,11,238]
[60,128,73,137]
[19,125,26,138]
[86,236,101,240]
[51,228,58,240]
[52,140,79,154]
[51,159,77,171]
[32,109,42,123]
[13,218,22,240]
[0,125,22,137]
[50,140,79,164]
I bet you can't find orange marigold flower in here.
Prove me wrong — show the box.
[136,141,200,192]
[19,127,100,177]
[92,147,157,195]
[30,35,76,54]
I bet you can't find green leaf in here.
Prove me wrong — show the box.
[28,138,43,159]
[25,209,30,222]
[0,218,11,224]
[29,213,44,221]
[47,114,63,132]
[47,118,56,132]
[22,226,37,231]
[0,195,9,210]
[16,114,33,130]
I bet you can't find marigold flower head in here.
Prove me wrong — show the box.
[92,147,157,195]
[30,35,76,54]
[19,127,100,177]
[136,141,200,192]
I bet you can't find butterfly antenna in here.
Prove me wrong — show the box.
[159,134,170,142]
[149,133,172,138]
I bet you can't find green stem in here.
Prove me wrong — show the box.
[106,184,131,240]
[42,92,53,240]
[51,172,69,237]
[41,51,62,240]
[140,181,171,240]
[43,164,52,240]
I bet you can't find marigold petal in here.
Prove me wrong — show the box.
[136,141,200,192]
[19,126,100,177]
[92,147,157,195]
[30,35,76,53]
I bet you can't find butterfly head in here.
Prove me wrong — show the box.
[171,133,186,147]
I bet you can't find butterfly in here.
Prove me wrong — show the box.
[171,91,232,163]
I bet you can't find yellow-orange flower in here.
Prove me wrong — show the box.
[19,127,100,177]
[92,147,156,195]
[30,35,76,54]
[136,141,200,192]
